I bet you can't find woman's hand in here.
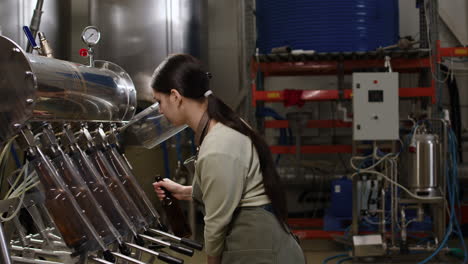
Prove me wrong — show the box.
[153,178,192,201]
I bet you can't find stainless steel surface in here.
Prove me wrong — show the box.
[11,256,62,264]
[12,217,28,246]
[65,137,139,238]
[24,238,66,248]
[148,228,180,241]
[0,0,70,60]
[91,257,114,264]
[121,102,187,149]
[104,146,161,224]
[10,245,72,256]
[126,243,162,257]
[0,223,12,264]
[90,0,208,102]
[111,252,145,264]
[0,36,36,143]
[352,234,385,257]
[38,32,54,58]
[27,56,137,122]
[26,0,44,53]
[139,234,170,247]
[0,36,137,142]
[401,133,441,198]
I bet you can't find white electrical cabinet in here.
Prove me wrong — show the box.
[352,72,399,140]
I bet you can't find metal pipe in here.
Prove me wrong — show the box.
[88,47,95,67]
[127,243,162,257]
[0,223,12,264]
[111,252,146,264]
[11,256,62,264]
[0,36,137,143]
[10,229,61,245]
[394,158,398,247]
[147,228,203,250]
[429,0,443,113]
[139,234,194,257]
[387,246,450,252]
[149,229,179,241]
[416,205,424,222]
[351,173,359,235]
[90,257,114,264]
[401,208,408,245]
[12,216,28,246]
[140,234,170,247]
[38,32,54,58]
[10,245,72,257]
[391,158,397,247]
[27,238,66,248]
[367,210,386,213]
[126,243,184,264]
[24,205,54,246]
[381,188,386,235]
[26,0,44,53]
[438,119,448,242]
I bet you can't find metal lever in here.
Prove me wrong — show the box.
[127,243,184,264]
[111,252,146,264]
[148,228,203,250]
[22,26,39,51]
[10,256,60,264]
[139,234,194,257]
[90,257,114,264]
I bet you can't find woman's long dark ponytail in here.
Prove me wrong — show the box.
[151,54,288,228]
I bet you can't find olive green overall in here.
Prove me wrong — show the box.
[193,181,306,264]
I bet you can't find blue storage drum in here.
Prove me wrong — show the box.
[329,177,353,218]
[256,0,399,53]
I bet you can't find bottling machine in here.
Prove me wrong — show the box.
[0,26,201,264]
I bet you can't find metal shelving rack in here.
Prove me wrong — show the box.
[251,46,468,239]
[251,50,434,156]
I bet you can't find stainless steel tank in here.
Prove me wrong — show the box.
[90,0,208,102]
[0,0,70,60]
[401,133,441,198]
[0,36,137,143]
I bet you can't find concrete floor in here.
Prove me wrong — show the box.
[162,239,462,264]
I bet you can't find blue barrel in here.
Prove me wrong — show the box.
[329,177,353,217]
[256,0,399,53]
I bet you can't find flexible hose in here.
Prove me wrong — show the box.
[322,253,348,264]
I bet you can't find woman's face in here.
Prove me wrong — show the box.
[153,90,185,126]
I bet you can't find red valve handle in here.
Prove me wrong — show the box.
[79,48,89,57]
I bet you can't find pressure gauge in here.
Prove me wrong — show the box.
[81,26,101,46]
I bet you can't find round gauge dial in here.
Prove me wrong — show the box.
[81,26,101,46]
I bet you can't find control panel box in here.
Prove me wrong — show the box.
[352,72,399,140]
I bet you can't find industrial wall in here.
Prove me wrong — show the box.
[65,0,468,210]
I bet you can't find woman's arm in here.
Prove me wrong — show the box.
[153,178,193,201]
[197,153,246,257]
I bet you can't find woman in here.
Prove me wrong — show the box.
[152,54,305,264]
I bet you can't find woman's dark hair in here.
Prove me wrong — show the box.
[151,54,288,229]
